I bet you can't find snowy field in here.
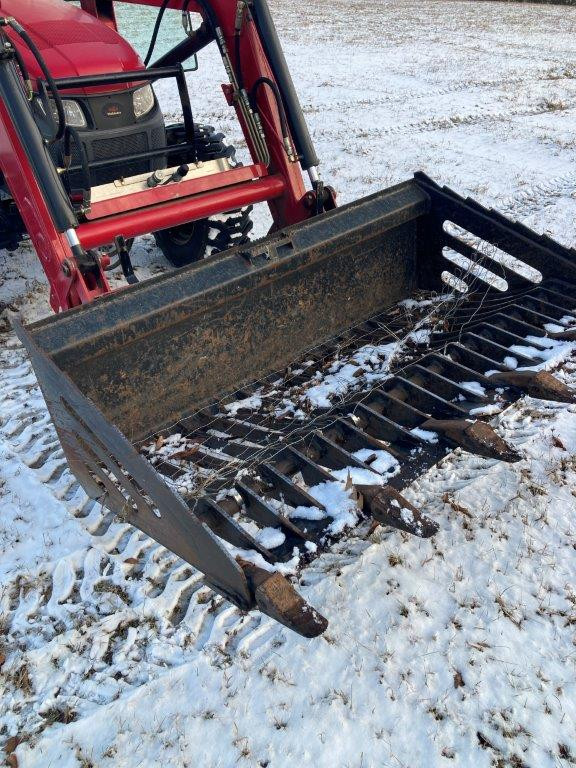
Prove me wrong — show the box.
[2,1,576,766]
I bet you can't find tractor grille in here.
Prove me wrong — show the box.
[151,127,167,149]
[92,132,148,161]
[52,125,167,193]
[91,132,148,183]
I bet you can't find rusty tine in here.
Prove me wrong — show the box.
[238,559,328,637]
[489,370,576,404]
[548,328,576,342]
[422,418,521,463]
[357,485,438,538]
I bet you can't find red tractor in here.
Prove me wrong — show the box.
[0,0,327,311]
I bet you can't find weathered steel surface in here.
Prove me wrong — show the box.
[25,180,429,440]
[239,560,328,638]
[489,370,576,404]
[423,418,521,463]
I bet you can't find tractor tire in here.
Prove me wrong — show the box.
[154,125,253,268]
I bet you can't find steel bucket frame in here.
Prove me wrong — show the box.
[14,174,576,636]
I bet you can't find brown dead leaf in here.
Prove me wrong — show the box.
[169,445,200,460]
[367,520,380,536]
[467,641,490,652]
[551,434,566,451]
[123,557,139,565]
[155,435,165,450]
[344,472,363,508]
[453,670,465,688]
[5,736,19,753]
[0,650,5,669]
[7,755,18,768]
[442,492,473,519]
[495,594,523,628]
[477,732,496,750]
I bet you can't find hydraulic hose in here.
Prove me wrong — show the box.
[2,17,66,143]
[250,77,289,142]
[250,0,319,171]
[0,30,77,233]
[234,1,246,92]
[194,0,270,165]
[234,29,243,91]
[144,0,171,66]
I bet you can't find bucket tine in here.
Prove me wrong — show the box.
[281,446,335,486]
[549,328,576,342]
[488,370,575,404]
[259,463,326,511]
[193,497,276,563]
[238,559,328,638]
[235,481,312,541]
[422,418,521,463]
[357,485,438,538]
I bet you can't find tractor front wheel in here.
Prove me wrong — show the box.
[153,220,209,269]
[153,124,253,268]
[153,205,253,268]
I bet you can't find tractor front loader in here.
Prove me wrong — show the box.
[2,0,575,637]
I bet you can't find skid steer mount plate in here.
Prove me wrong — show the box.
[13,174,576,637]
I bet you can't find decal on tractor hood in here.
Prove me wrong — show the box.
[103,103,123,118]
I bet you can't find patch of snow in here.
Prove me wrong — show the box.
[306,480,360,535]
[331,466,385,487]
[469,403,503,417]
[457,380,486,396]
[3,2,576,766]
[353,448,400,476]
[224,394,263,415]
[408,329,431,344]
[410,427,439,443]
[302,342,398,408]
[544,322,566,333]
[255,527,286,550]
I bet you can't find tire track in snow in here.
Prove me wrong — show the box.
[2,151,576,735]
[2,75,576,742]
[319,98,576,143]
[312,67,570,112]
[0,339,379,737]
[497,172,576,233]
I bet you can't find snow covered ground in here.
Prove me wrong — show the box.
[2,1,576,766]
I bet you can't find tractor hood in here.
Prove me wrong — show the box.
[0,0,145,94]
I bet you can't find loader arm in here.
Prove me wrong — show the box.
[0,0,326,311]
[82,0,323,226]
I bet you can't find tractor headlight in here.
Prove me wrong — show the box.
[51,99,87,128]
[133,84,155,119]
[59,100,87,128]
[35,97,87,129]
